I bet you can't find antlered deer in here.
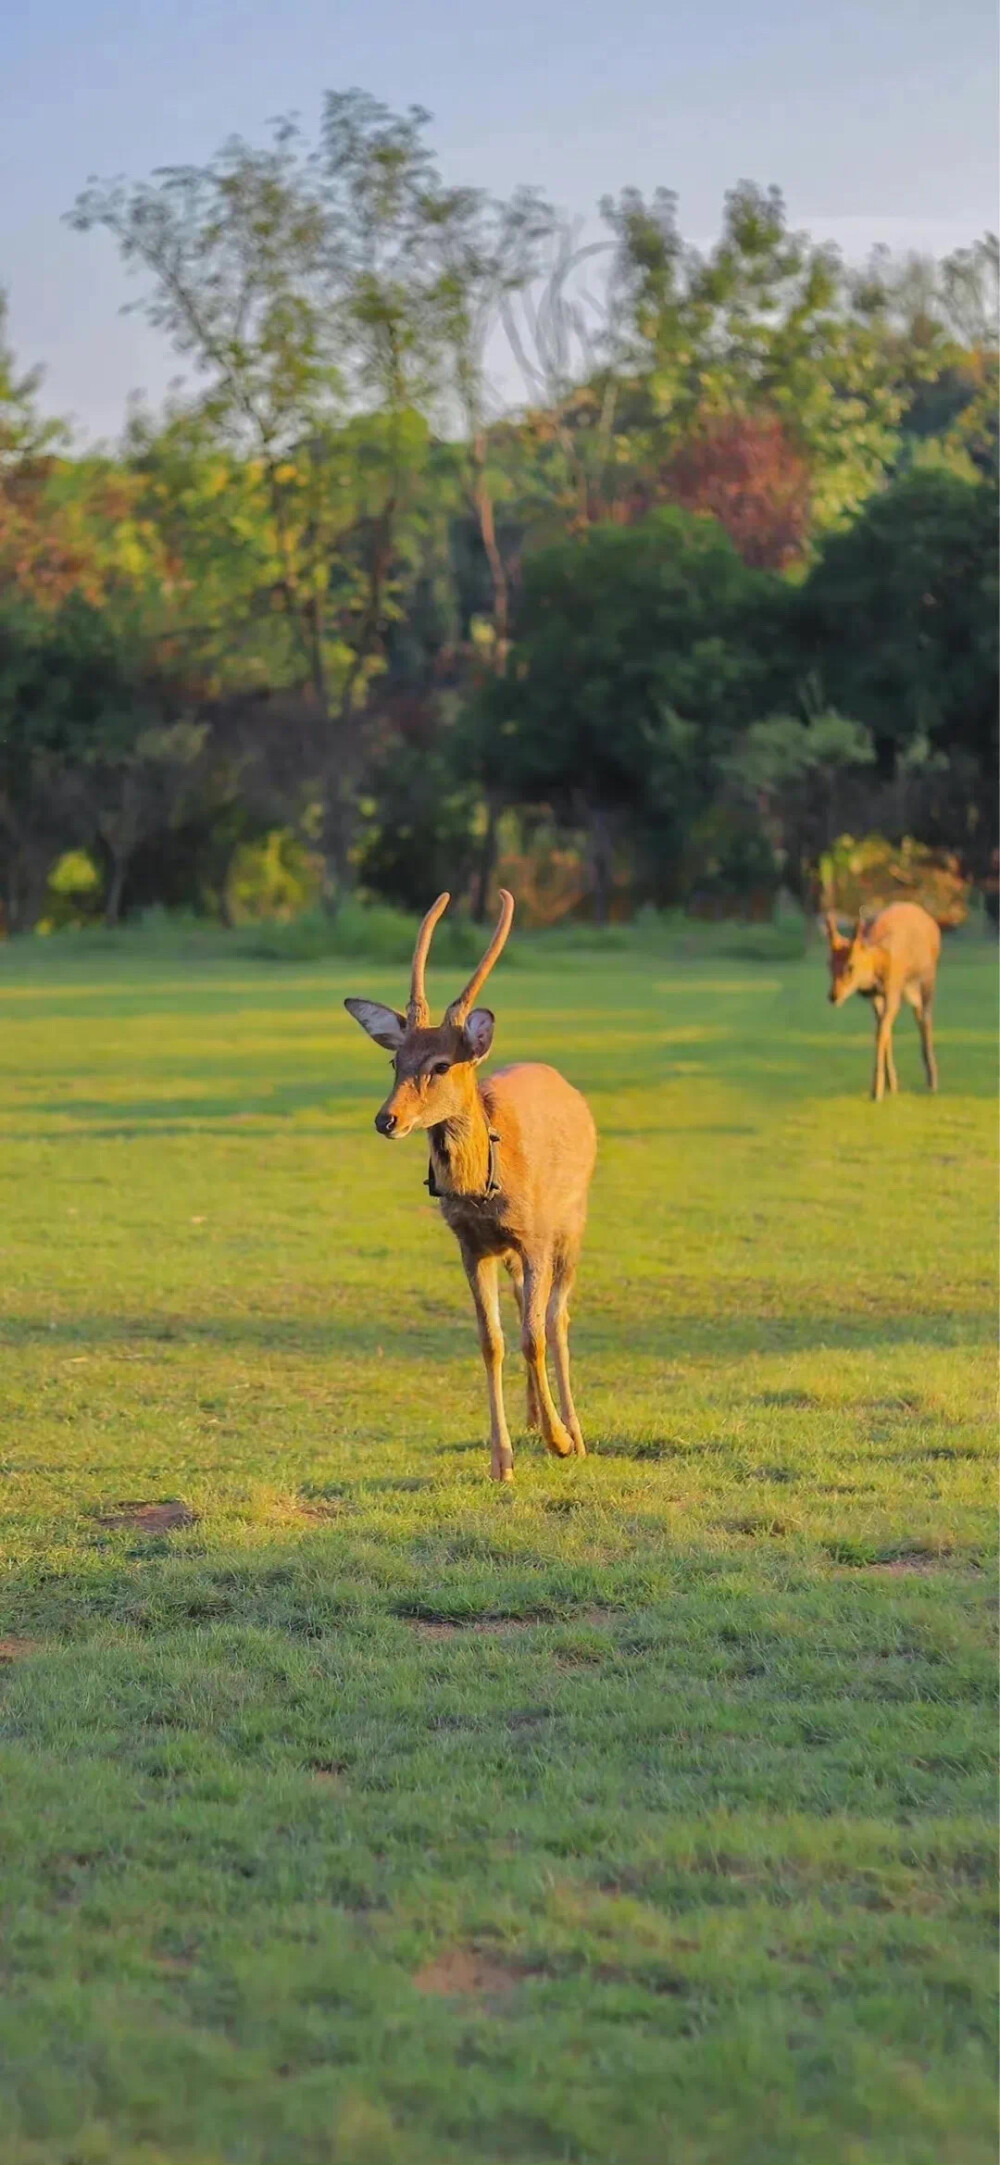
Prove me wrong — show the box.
[345,891,597,1481]
[825,901,941,1101]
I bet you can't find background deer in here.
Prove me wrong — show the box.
[346,891,597,1481]
[825,900,942,1101]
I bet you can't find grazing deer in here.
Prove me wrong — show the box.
[345,891,597,1482]
[825,901,941,1101]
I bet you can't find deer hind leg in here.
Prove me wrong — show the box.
[916,986,938,1092]
[464,1252,514,1483]
[504,1253,540,1431]
[520,1256,574,1460]
[546,1260,586,1458]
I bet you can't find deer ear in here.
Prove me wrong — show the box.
[825,911,847,950]
[464,1008,495,1062]
[344,998,407,1051]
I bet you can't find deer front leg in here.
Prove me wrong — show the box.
[521,1256,574,1460]
[872,992,900,1101]
[464,1252,514,1483]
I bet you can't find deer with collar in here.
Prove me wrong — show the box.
[346,890,597,1482]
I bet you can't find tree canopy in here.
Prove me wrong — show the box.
[0,92,994,930]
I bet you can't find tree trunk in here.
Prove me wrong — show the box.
[5,849,52,935]
[472,434,509,666]
[587,804,615,926]
[471,791,500,923]
[104,853,128,928]
[317,489,398,916]
[319,761,358,920]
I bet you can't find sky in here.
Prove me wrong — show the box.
[2,0,996,445]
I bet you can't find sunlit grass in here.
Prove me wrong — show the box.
[0,926,996,2165]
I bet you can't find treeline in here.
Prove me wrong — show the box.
[0,90,996,931]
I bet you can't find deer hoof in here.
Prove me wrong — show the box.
[545,1429,575,1459]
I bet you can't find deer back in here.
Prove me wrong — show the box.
[485,1062,596,1227]
[868,902,941,989]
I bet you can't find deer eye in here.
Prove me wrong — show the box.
[431,1060,450,1077]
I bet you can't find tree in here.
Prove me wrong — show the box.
[662,411,811,570]
[796,468,998,868]
[433,186,555,661]
[0,294,164,616]
[601,181,905,536]
[468,508,769,918]
[725,710,875,902]
[0,595,161,929]
[799,469,998,759]
[71,94,460,905]
[496,217,640,534]
[850,233,999,482]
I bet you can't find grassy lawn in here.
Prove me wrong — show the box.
[0,924,995,2165]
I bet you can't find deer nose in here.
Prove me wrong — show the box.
[375,1109,397,1137]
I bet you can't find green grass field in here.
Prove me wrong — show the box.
[0,924,996,2165]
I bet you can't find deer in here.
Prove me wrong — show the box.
[345,890,597,1483]
[824,900,942,1102]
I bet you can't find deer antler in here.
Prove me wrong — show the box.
[407,892,451,1027]
[446,890,515,1026]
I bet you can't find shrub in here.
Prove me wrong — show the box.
[225,829,322,924]
[819,834,971,928]
[237,900,499,970]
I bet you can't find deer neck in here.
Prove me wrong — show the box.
[429,1084,493,1198]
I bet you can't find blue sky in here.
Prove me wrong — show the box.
[2,0,996,443]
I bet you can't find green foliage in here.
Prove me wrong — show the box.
[237,896,495,967]
[225,828,323,923]
[721,714,880,909]
[39,847,103,930]
[476,508,768,822]
[680,802,783,916]
[730,712,875,792]
[0,108,990,931]
[799,468,999,769]
[0,290,67,467]
[602,181,906,531]
[0,940,995,2164]
[819,832,972,927]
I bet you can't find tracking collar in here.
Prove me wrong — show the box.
[425,1127,503,1202]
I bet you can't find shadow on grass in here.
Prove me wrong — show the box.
[0,1527,645,1642]
[8,1078,375,1129]
[0,1305,993,1361]
[1,1513,991,1649]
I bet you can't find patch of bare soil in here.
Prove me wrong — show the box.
[413,1949,523,2002]
[97,1500,197,1533]
[407,1607,613,1642]
[0,1637,42,1662]
[406,1616,540,1641]
[863,1555,953,1576]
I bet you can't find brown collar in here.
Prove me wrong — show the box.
[425,1128,502,1202]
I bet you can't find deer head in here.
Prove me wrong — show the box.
[345,890,515,1138]
[824,911,882,1004]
